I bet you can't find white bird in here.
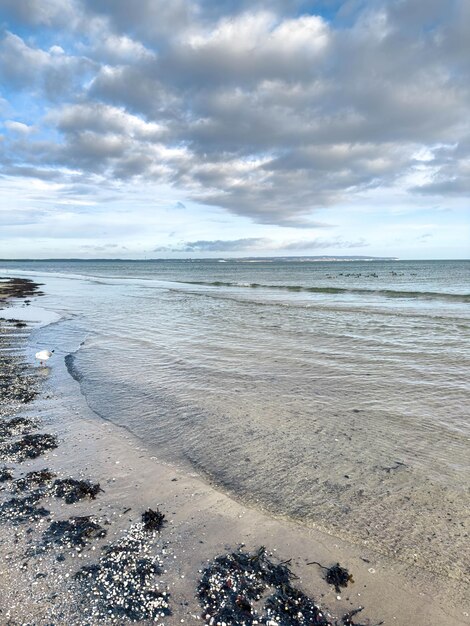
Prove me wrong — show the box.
[35,349,54,365]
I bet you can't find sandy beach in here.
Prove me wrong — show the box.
[0,278,469,625]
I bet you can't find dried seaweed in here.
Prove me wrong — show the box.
[0,492,50,524]
[0,466,13,482]
[0,370,38,404]
[14,469,56,492]
[0,433,58,462]
[142,508,165,531]
[199,548,378,626]
[0,277,43,299]
[342,607,383,626]
[308,561,354,593]
[198,547,330,625]
[41,516,107,549]
[52,478,102,504]
[0,416,37,438]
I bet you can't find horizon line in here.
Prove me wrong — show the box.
[1,257,469,262]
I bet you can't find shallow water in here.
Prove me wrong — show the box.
[2,259,469,580]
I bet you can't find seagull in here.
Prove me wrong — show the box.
[35,349,54,365]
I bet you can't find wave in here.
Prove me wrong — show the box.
[175,280,470,303]
[64,352,83,383]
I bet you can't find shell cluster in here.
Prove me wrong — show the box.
[76,522,171,623]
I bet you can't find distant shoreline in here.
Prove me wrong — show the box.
[1,257,469,262]
[3,255,401,262]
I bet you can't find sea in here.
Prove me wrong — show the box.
[1,258,469,581]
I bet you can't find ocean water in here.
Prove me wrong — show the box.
[2,259,469,580]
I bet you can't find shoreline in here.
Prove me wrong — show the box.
[0,279,468,625]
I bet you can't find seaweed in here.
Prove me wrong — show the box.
[308,561,354,593]
[41,516,107,549]
[265,584,331,625]
[0,492,50,524]
[0,416,37,438]
[0,277,43,299]
[14,469,56,492]
[0,433,58,462]
[142,508,165,532]
[0,371,38,404]
[0,466,13,482]
[75,521,170,622]
[198,546,330,626]
[198,548,378,626]
[52,478,102,504]
[342,607,383,626]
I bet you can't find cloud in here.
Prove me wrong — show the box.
[1,0,470,230]
[4,121,34,134]
[0,0,78,28]
[0,31,96,99]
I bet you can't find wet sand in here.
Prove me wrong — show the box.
[0,279,469,625]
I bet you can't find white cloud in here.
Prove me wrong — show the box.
[0,0,469,246]
[4,120,34,134]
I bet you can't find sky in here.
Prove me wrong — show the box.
[0,0,469,259]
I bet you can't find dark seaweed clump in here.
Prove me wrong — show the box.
[326,564,353,593]
[41,516,107,549]
[0,492,50,524]
[0,277,43,299]
[0,363,38,405]
[308,562,354,594]
[0,433,58,462]
[198,546,331,626]
[52,478,102,504]
[76,522,170,622]
[14,469,56,492]
[142,508,165,531]
[342,608,384,626]
[0,416,37,438]
[0,466,13,482]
